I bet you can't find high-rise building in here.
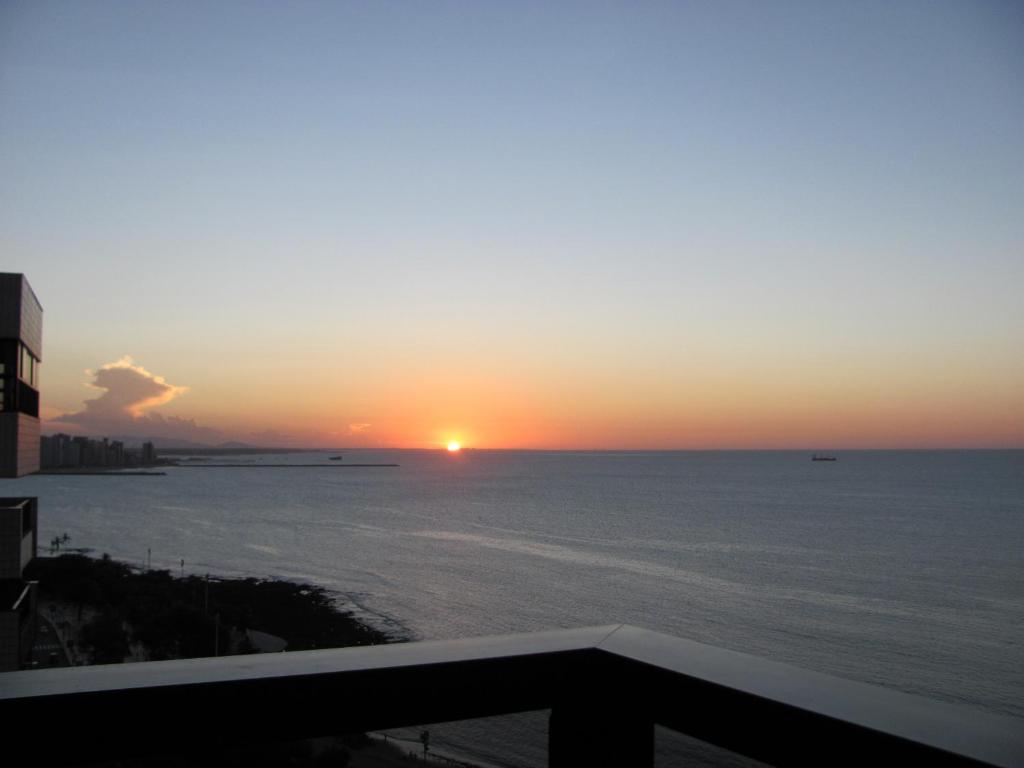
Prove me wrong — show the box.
[0,273,42,669]
[0,273,43,478]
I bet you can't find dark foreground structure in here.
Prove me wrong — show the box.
[0,497,38,671]
[3,624,1021,767]
[0,273,43,478]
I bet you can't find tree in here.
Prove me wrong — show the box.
[80,610,130,664]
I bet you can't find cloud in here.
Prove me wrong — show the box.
[348,423,372,434]
[46,357,222,443]
[78,357,188,419]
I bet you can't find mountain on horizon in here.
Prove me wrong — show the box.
[215,440,263,450]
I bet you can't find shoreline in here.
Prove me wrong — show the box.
[174,463,400,468]
[26,552,396,662]
[23,552,496,767]
[36,469,167,475]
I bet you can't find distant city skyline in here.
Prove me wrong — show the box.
[3,2,1022,449]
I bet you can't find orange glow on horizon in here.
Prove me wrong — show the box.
[42,349,1024,450]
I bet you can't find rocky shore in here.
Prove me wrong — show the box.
[23,554,491,767]
[25,553,393,663]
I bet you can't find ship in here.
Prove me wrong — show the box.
[811,454,837,461]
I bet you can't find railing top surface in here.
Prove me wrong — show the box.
[2,624,1021,767]
[0,624,621,698]
[0,497,34,509]
[598,625,1023,767]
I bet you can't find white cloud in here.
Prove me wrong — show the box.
[46,356,222,443]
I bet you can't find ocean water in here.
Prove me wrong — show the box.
[5,450,1023,765]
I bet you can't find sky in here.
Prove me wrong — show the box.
[1,1,1022,449]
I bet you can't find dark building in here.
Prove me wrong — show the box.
[0,498,38,671]
[40,433,154,469]
[0,274,43,478]
[0,273,41,668]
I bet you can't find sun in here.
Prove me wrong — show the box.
[447,441,461,452]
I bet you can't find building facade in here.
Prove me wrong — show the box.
[0,498,37,671]
[0,273,43,478]
[41,434,157,469]
[0,273,42,669]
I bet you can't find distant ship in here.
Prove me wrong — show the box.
[812,454,837,462]
[329,456,343,461]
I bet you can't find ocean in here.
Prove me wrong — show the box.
[6,450,1023,766]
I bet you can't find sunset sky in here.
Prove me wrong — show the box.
[2,1,1022,449]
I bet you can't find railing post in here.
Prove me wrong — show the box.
[549,702,653,767]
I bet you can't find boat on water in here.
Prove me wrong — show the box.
[329,455,343,461]
[812,454,837,461]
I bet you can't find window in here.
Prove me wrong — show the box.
[17,344,39,388]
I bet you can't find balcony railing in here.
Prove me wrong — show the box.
[2,624,1021,766]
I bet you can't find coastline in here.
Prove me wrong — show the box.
[25,552,395,663]
[35,469,167,475]
[23,552,498,767]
